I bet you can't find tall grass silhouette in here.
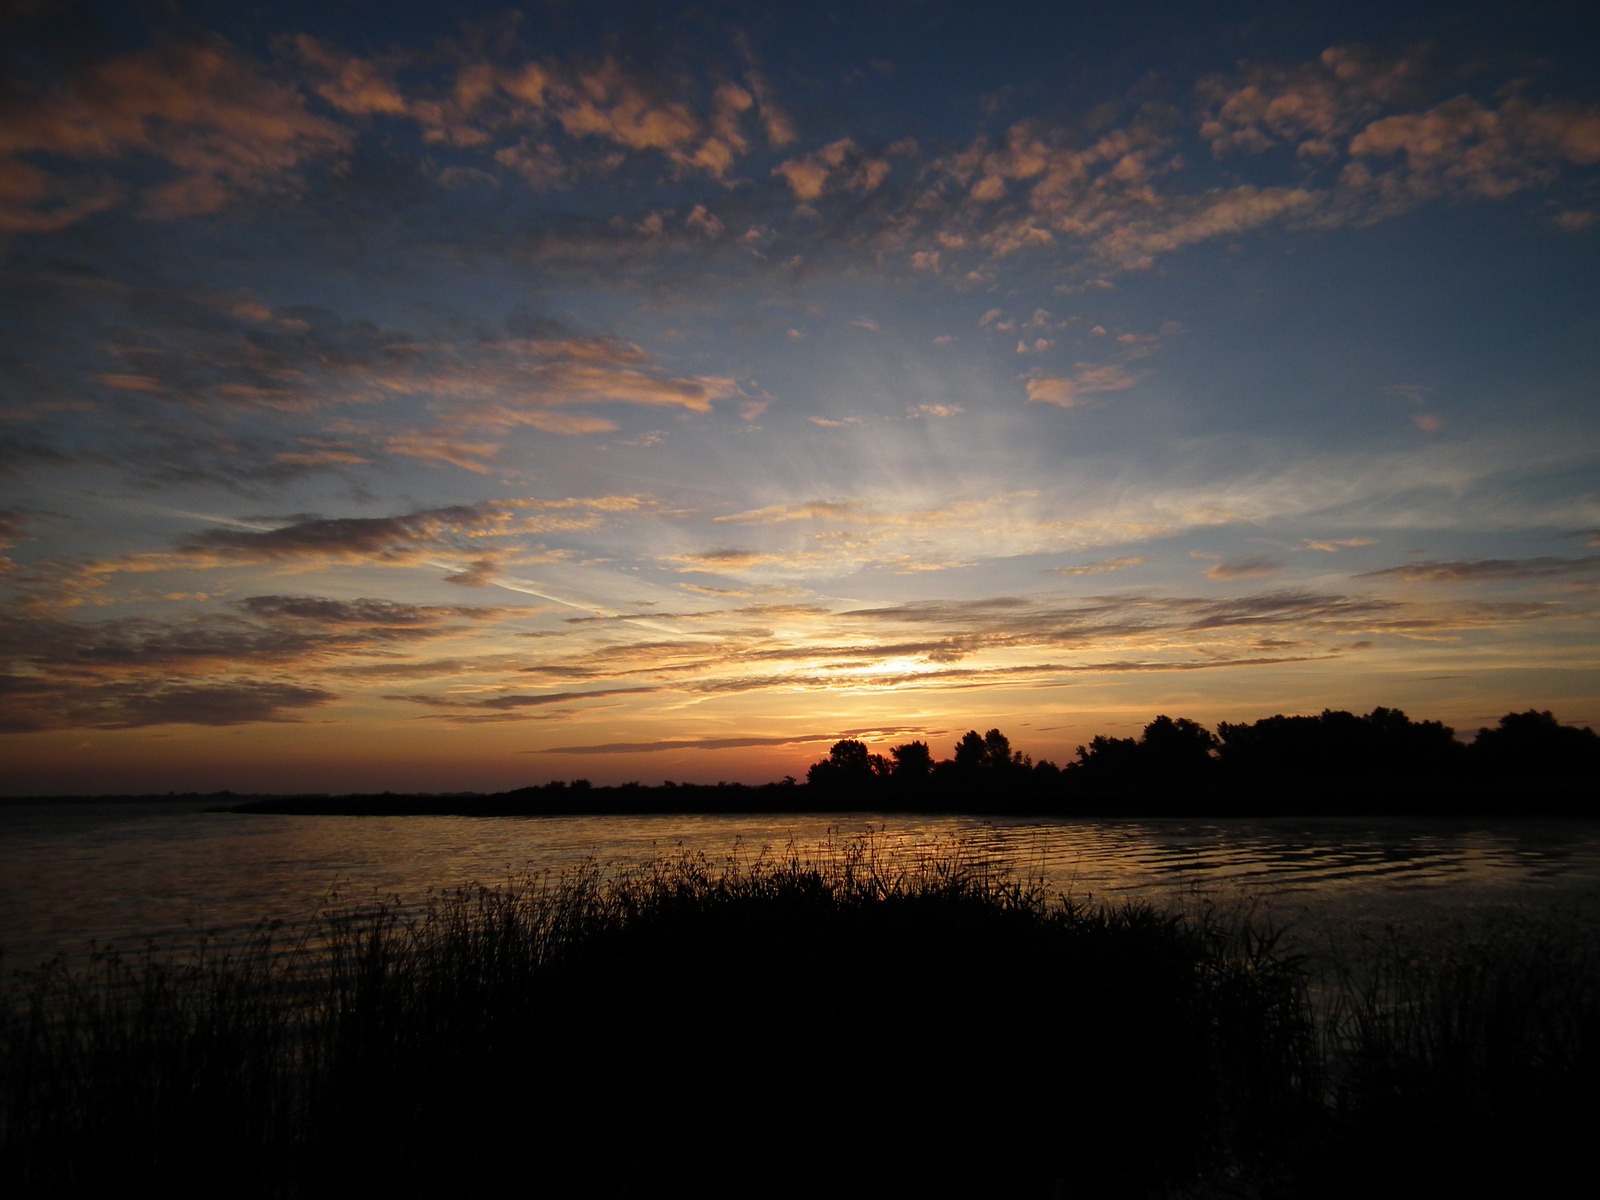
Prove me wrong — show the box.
[2,841,1594,1197]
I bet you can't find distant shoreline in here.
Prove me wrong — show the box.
[5,783,1594,819]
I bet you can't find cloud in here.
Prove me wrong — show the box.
[1203,556,1283,580]
[0,673,336,733]
[115,681,336,728]
[1049,556,1149,576]
[544,733,837,755]
[671,548,773,571]
[292,38,788,185]
[0,509,21,571]
[386,432,501,472]
[441,559,502,587]
[1198,44,1600,215]
[906,404,963,418]
[173,505,496,568]
[1345,95,1600,205]
[1197,45,1423,160]
[0,588,551,732]
[716,500,863,525]
[1026,364,1146,407]
[0,38,349,231]
[237,595,508,627]
[1358,555,1600,583]
[52,292,730,479]
[891,46,1600,281]
[1302,538,1375,552]
[19,496,660,607]
[386,685,657,711]
[773,139,891,201]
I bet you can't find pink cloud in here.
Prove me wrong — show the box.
[1026,363,1146,407]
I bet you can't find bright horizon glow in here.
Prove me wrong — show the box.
[1,0,1598,794]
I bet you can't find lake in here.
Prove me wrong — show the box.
[4,801,1599,972]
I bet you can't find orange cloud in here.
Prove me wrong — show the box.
[0,39,349,229]
[773,139,891,202]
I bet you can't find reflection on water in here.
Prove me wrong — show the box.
[3,802,1599,970]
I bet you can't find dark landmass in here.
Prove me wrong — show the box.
[3,849,1593,1198]
[9,707,1596,818]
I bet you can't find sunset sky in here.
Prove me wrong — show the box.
[3,0,1598,794]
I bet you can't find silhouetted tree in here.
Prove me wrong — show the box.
[953,730,988,773]
[1068,715,1215,787]
[1216,707,1462,782]
[891,741,933,782]
[1471,709,1600,783]
[1138,716,1217,776]
[948,728,1027,784]
[806,738,895,789]
[984,728,1029,772]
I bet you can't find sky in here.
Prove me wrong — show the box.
[2,0,1598,794]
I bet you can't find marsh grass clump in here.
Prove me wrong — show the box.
[1306,912,1600,1197]
[1,843,1595,1197]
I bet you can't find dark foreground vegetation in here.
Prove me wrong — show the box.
[207,705,1600,816]
[3,849,1595,1198]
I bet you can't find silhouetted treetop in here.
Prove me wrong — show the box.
[806,738,887,787]
[1472,709,1600,779]
[795,706,1595,810]
[1068,714,1218,787]
[1216,706,1461,782]
[890,740,933,780]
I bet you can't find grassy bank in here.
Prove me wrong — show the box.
[2,847,1595,1197]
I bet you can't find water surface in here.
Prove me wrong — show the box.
[4,802,1598,971]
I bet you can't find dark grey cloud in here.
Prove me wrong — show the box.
[239,595,507,627]
[542,733,838,755]
[385,686,658,710]
[0,601,480,677]
[111,681,336,728]
[0,675,335,732]
[840,596,1034,622]
[1203,555,1282,581]
[561,602,830,624]
[1358,556,1600,582]
[0,595,520,732]
[541,723,942,755]
[1179,591,1398,631]
[177,505,490,564]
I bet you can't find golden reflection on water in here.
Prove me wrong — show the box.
[2,802,1598,970]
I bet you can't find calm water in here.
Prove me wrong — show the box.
[3,801,1599,971]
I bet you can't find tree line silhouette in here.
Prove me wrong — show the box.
[226,706,1596,818]
[802,707,1598,813]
